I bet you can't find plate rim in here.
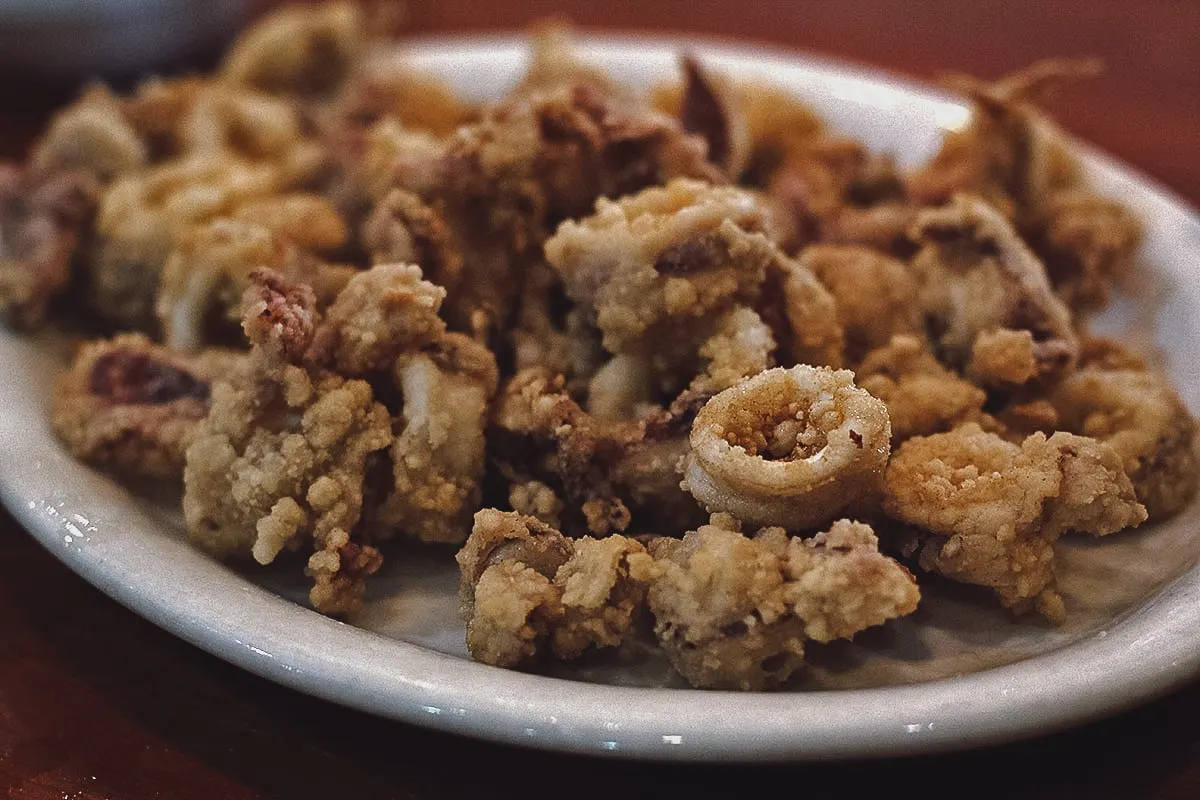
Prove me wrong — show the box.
[3,33,1200,763]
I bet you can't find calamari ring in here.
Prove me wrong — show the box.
[684,365,890,530]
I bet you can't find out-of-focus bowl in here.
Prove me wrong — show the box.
[0,0,246,77]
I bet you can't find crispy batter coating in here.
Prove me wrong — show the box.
[456,509,655,667]
[798,244,920,364]
[684,365,891,530]
[883,423,1146,620]
[759,250,845,368]
[648,513,918,690]
[378,333,498,544]
[1051,356,1198,521]
[1028,188,1143,313]
[857,335,986,442]
[910,195,1077,379]
[908,61,1086,211]
[545,179,775,355]
[156,204,350,352]
[52,333,240,479]
[361,189,465,299]
[308,262,446,375]
[30,86,148,183]
[220,1,364,96]
[183,269,392,614]
[0,165,98,328]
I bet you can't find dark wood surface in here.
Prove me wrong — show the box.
[3,2,1200,798]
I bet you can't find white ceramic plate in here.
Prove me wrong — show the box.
[4,35,1200,762]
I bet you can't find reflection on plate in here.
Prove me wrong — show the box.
[3,36,1200,761]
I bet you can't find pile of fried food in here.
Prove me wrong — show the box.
[2,3,1195,690]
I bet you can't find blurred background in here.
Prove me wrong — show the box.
[0,0,1195,202]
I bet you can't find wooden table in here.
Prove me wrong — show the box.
[3,2,1199,797]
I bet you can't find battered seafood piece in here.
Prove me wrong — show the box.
[456,509,656,667]
[856,335,986,442]
[1050,345,1199,521]
[30,86,148,184]
[545,179,776,355]
[648,513,919,690]
[758,249,844,369]
[307,262,446,375]
[220,1,365,97]
[156,198,351,352]
[910,195,1078,378]
[1028,188,1143,312]
[361,188,465,300]
[907,60,1141,312]
[883,423,1146,620]
[52,333,240,479]
[683,365,891,531]
[0,166,98,328]
[368,67,721,335]
[377,333,499,544]
[183,269,392,614]
[797,244,920,364]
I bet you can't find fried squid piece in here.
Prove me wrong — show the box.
[906,60,1139,311]
[30,85,149,184]
[308,262,446,375]
[797,244,921,364]
[511,260,604,397]
[90,155,282,328]
[856,335,986,443]
[52,333,239,480]
[361,188,465,300]
[683,365,891,531]
[757,250,844,368]
[545,179,776,355]
[1050,346,1198,521]
[907,60,1094,213]
[648,513,918,690]
[362,67,720,335]
[0,165,98,328]
[1028,188,1142,313]
[156,197,351,351]
[456,509,656,668]
[883,423,1146,621]
[183,270,392,614]
[219,1,365,97]
[493,368,639,535]
[910,195,1077,379]
[377,333,499,545]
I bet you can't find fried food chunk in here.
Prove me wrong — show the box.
[308,262,446,375]
[52,333,240,479]
[910,195,1077,379]
[545,179,775,354]
[798,244,920,363]
[0,165,98,328]
[220,1,364,97]
[1029,188,1143,312]
[857,335,986,442]
[1050,350,1198,521]
[906,60,1139,312]
[758,250,844,368]
[456,509,655,667]
[156,200,351,352]
[883,423,1146,620]
[30,86,148,183]
[183,269,392,614]
[361,188,465,300]
[378,333,499,544]
[684,365,891,530]
[648,513,918,690]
